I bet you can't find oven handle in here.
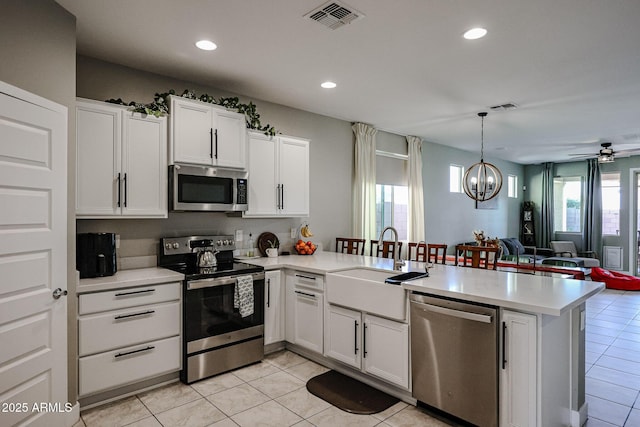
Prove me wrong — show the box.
[187,271,265,290]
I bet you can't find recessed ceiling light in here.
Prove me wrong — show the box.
[195,40,217,51]
[321,81,337,89]
[463,27,487,40]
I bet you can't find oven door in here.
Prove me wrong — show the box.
[184,272,265,354]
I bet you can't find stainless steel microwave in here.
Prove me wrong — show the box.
[169,164,248,212]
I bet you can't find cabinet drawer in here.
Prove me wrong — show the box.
[79,301,180,356]
[79,282,180,314]
[292,271,324,291]
[79,336,180,397]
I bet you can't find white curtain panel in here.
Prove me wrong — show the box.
[352,123,377,242]
[407,135,425,242]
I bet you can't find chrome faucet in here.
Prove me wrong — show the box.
[378,226,405,270]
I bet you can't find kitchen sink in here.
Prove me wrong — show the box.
[326,268,411,321]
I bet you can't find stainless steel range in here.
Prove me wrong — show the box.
[159,235,265,384]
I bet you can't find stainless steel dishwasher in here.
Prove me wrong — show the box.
[410,292,499,427]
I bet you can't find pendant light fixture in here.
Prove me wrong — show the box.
[462,112,503,202]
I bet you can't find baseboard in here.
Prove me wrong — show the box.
[571,402,588,427]
[66,402,80,427]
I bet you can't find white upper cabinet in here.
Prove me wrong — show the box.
[76,99,167,218]
[244,131,309,217]
[169,96,246,169]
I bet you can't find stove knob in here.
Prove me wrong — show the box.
[224,239,230,245]
[229,239,235,246]
[164,243,172,250]
[216,240,223,246]
[172,243,180,249]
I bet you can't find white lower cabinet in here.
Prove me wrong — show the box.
[501,310,537,427]
[325,304,409,389]
[264,270,284,345]
[78,281,181,397]
[285,270,324,354]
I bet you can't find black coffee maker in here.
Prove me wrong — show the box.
[76,233,117,278]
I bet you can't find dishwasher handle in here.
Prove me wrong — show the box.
[411,300,493,324]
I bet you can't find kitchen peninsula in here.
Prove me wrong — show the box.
[244,250,603,427]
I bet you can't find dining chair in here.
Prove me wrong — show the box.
[455,244,499,270]
[427,244,448,264]
[335,237,366,255]
[370,240,403,259]
[408,242,428,262]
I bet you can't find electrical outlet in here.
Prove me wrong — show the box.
[291,227,297,239]
[235,229,243,242]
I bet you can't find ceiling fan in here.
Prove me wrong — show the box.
[569,142,640,163]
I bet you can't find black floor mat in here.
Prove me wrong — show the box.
[306,370,399,415]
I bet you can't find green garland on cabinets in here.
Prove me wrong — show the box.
[105,89,277,136]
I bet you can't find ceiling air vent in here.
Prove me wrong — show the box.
[305,1,364,30]
[489,102,518,111]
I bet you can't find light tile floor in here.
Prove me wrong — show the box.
[585,288,640,426]
[74,350,451,427]
[75,288,640,427]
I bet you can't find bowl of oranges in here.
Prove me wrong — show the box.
[295,240,317,255]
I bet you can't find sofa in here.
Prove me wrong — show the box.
[497,238,553,264]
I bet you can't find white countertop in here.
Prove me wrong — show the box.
[243,251,604,316]
[77,267,184,294]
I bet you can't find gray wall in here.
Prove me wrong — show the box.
[0,0,77,403]
[524,156,640,272]
[423,141,524,250]
[76,55,354,256]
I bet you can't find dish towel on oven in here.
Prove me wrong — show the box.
[234,275,254,317]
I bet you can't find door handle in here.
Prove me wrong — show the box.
[210,128,213,158]
[363,323,368,358]
[114,345,155,359]
[276,184,281,209]
[280,184,284,210]
[214,128,218,159]
[502,322,508,369]
[117,173,121,207]
[114,310,155,320]
[354,320,359,354]
[123,173,128,207]
[52,288,68,299]
[294,290,316,299]
[267,278,271,308]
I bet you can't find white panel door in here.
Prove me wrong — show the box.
[76,103,120,215]
[279,136,309,216]
[122,113,167,217]
[264,270,283,345]
[501,310,537,427]
[362,314,409,388]
[325,305,361,369]
[214,109,246,169]
[244,133,278,216]
[0,82,68,427]
[293,290,323,353]
[171,98,212,165]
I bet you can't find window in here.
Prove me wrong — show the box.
[376,185,408,241]
[553,177,582,232]
[507,175,518,198]
[602,172,620,235]
[450,164,464,193]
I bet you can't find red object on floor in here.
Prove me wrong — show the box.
[591,267,640,290]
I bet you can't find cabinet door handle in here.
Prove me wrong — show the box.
[114,310,155,320]
[114,345,155,359]
[210,128,213,159]
[295,274,316,281]
[114,289,155,297]
[117,172,121,207]
[294,290,316,299]
[502,322,507,370]
[354,320,359,355]
[280,184,284,210]
[123,173,128,207]
[363,323,368,358]
[266,278,271,308]
[214,128,218,159]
